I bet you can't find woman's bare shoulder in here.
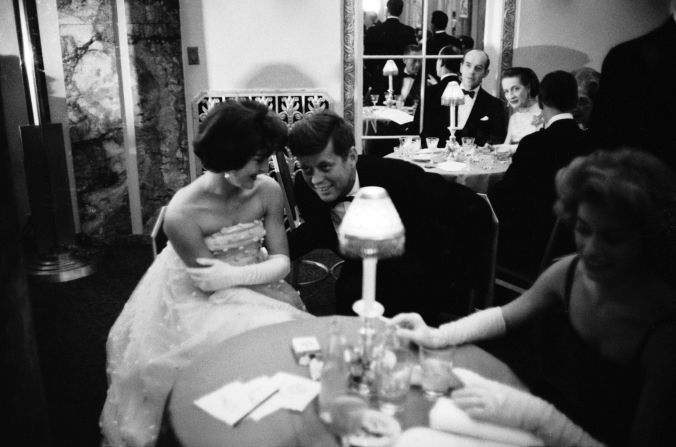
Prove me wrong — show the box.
[164,182,204,232]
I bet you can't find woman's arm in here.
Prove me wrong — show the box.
[163,191,212,268]
[631,322,676,446]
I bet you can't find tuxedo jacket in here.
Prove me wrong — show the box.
[364,18,417,96]
[590,18,676,168]
[425,32,461,81]
[488,119,592,273]
[288,156,492,324]
[417,82,506,146]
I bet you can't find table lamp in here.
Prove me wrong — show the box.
[382,59,399,104]
[441,81,465,147]
[338,186,405,394]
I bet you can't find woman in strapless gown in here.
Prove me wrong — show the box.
[101,100,311,447]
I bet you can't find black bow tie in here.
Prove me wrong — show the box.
[462,89,476,99]
[329,195,354,208]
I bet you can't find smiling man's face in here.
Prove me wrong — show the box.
[296,140,357,203]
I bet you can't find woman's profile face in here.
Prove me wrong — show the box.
[574,202,643,283]
[501,76,530,110]
[225,154,268,190]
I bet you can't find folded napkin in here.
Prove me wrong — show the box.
[436,161,467,172]
[429,398,544,446]
[374,108,414,125]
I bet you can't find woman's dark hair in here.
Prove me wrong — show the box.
[555,149,676,282]
[288,110,354,159]
[193,100,287,172]
[501,67,539,98]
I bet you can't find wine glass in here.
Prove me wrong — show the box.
[369,94,379,112]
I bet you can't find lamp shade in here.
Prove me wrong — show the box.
[338,186,405,259]
[382,59,399,76]
[441,81,465,106]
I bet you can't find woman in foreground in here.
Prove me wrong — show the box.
[101,100,309,447]
[393,149,676,446]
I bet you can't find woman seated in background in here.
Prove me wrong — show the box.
[501,67,543,145]
[101,100,309,447]
[571,67,601,131]
[393,149,676,446]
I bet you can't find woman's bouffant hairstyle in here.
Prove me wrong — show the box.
[555,149,676,282]
[501,67,539,98]
[193,100,287,172]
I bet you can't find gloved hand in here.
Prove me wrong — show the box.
[186,254,290,292]
[451,368,605,447]
[390,307,507,348]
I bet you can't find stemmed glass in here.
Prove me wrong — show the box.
[370,94,379,112]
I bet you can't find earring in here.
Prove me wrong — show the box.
[223,172,231,180]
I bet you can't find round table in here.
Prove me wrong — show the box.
[163,316,524,447]
[385,152,509,194]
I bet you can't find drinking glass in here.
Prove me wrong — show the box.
[375,349,413,415]
[461,136,475,147]
[370,94,379,111]
[409,136,421,154]
[426,137,439,150]
[419,346,455,399]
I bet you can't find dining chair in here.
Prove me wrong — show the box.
[495,217,572,296]
[473,193,498,310]
[151,206,168,259]
[269,149,331,287]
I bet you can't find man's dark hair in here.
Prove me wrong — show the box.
[458,35,475,53]
[431,11,448,29]
[387,0,404,17]
[439,43,462,72]
[193,99,286,172]
[539,70,578,112]
[288,110,354,159]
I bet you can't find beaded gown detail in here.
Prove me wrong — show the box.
[100,220,309,447]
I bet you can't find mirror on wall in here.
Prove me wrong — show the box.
[358,0,481,156]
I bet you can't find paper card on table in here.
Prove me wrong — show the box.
[436,161,467,172]
[272,372,321,412]
[194,377,279,426]
[374,108,414,125]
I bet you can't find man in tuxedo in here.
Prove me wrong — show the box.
[288,110,492,324]
[425,11,461,83]
[414,43,462,139]
[454,50,507,146]
[590,2,676,168]
[364,0,417,96]
[488,71,593,275]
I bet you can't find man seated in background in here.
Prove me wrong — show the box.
[414,43,462,140]
[488,70,593,276]
[418,49,505,146]
[425,11,461,83]
[288,110,492,324]
[571,67,600,131]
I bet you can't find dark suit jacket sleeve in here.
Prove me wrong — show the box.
[485,94,508,145]
[286,173,337,260]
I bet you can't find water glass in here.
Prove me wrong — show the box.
[426,137,439,150]
[461,136,475,147]
[419,346,455,399]
[408,136,421,153]
[375,349,414,414]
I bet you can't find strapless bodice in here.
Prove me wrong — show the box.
[203,220,266,266]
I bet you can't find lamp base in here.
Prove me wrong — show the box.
[352,299,384,319]
[27,246,102,283]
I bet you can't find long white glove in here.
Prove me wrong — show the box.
[391,307,506,348]
[451,368,606,447]
[186,254,290,292]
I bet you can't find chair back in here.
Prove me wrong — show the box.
[151,206,168,259]
[270,150,301,229]
[474,193,498,310]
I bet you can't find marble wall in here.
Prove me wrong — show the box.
[58,0,188,241]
